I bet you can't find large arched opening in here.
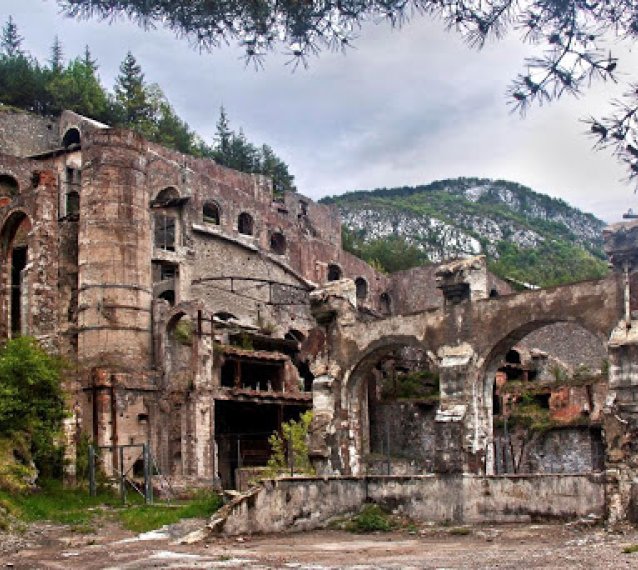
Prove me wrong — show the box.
[345,338,437,475]
[480,320,607,475]
[1,211,32,338]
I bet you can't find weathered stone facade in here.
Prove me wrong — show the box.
[3,108,638,526]
[0,109,400,490]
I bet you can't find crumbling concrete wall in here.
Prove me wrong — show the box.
[220,477,366,535]
[213,473,605,535]
[307,274,621,478]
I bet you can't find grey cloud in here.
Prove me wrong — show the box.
[6,0,638,222]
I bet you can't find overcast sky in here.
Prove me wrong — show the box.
[5,0,638,223]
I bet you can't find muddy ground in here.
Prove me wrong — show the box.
[3,519,638,569]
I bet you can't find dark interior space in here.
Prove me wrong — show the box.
[215,400,309,488]
[11,245,26,335]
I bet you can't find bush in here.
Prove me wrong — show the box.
[0,337,66,481]
[347,504,393,533]
[265,411,314,477]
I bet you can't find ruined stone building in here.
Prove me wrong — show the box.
[0,108,503,488]
[3,107,638,525]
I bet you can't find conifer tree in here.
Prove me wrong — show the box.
[114,51,150,125]
[0,16,23,58]
[82,45,97,72]
[49,36,64,73]
[214,106,232,161]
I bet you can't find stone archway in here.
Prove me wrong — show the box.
[343,336,436,475]
[477,320,608,475]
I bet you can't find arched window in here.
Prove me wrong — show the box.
[62,128,80,148]
[285,329,305,343]
[505,349,521,364]
[214,311,237,322]
[203,201,220,225]
[238,212,254,236]
[0,175,18,198]
[355,277,368,300]
[270,232,286,255]
[153,187,179,207]
[327,264,342,281]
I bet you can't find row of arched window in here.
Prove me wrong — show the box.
[202,201,291,255]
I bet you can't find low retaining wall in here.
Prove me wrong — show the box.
[214,473,605,535]
[368,473,605,524]
[220,477,366,535]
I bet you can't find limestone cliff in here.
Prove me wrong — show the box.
[321,177,608,287]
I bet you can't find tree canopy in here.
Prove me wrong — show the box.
[55,0,638,186]
[0,19,296,195]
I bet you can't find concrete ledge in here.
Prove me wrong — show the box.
[203,473,606,536]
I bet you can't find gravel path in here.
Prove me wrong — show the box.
[3,520,638,568]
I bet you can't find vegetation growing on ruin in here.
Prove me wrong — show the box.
[504,395,555,433]
[0,18,296,195]
[327,178,609,287]
[265,410,314,477]
[380,370,439,403]
[171,318,194,346]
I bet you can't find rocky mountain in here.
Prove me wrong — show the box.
[320,178,609,287]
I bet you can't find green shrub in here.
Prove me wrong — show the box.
[347,504,393,533]
[0,337,66,481]
[381,369,439,401]
[172,318,194,345]
[265,411,314,477]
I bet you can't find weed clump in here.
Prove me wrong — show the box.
[347,504,393,533]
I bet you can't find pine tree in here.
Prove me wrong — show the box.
[82,45,97,72]
[46,57,109,120]
[214,106,232,163]
[114,51,150,125]
[1,16,23,58]
[49,36,63,73]
[259,144,296,195]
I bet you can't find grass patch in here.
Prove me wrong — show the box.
[0,480,222,533]
[116,491,222,533]
[0,479,120,525]
[623,544,638,554]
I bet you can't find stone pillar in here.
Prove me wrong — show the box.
[308,375,337,475]
[308,279,358,475]
[603,220,638,525]
[435,343,479,474]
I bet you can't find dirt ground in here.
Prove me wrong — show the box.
[3,519,638,569]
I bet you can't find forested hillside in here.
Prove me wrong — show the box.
[0,17,295,194]
[322,178,609,287]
